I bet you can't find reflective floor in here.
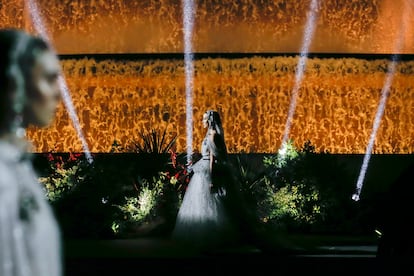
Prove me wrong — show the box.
[64,236,405,276]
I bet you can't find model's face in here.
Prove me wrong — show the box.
[24,49,61,128]
[202,113,209,128]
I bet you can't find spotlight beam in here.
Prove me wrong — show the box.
[279,0,319,153]
[25,0,93,163]
[352,1,412,201]
[182,0,195,165]
[352,58,397,201]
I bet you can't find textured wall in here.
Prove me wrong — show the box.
[1,0,413,153]
[26,56,414,154]
[1,0,413,54]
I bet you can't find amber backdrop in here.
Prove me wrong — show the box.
[25,56,414,154]
[1,0,414,54]
[1,0,413,153]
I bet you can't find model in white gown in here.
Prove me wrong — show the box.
[171,110,239,250]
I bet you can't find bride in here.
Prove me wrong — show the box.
[171,110,240,250]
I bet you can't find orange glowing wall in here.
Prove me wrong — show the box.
[26,56,414,154]
[1,0,413,154]
[2,0,414,54]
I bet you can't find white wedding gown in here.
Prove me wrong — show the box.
[171,136,238,249]
[0,141,62,276]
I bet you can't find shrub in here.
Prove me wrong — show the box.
[245,139,356,233]
[111,150,191,238]
[39,152,88,202]
[39,128,190,239]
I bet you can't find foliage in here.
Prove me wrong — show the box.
[263,139,300,168]
[39,128,191,239]
[40,132,359,238]
[166,150,191,199]
[252,140,323,231]
[111,150,190,237]
[241,139,356,233]
[127,128,177,154]
[111,176,163,235]
[39,152,88,202]
[230,153,268,215]
[261,179,321,230]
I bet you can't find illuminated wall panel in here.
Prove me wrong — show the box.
[1,0,413,54]
[26,56,414,154]
[2,0,413,153]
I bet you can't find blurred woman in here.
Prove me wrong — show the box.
[0,28,62,276]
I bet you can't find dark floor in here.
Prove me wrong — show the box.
[62,236,410,276]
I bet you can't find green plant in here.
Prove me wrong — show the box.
[263,139,300,168]
[110,148,192,237]
[249,139,360,234]
[262,180,321,230]
[41,127,185,239]
[39,152,87,202]
[112,186,160,234]
[111,171,172,236]
[128,128,177,154]
[254,140,325,232]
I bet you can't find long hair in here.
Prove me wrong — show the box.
[206,110,228,158]
[0,28,49,134]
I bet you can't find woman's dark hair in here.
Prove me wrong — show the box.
[0,28,50,133]
[206,110,227,157]
[206,110,223,134]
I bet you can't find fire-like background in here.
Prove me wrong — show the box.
[1,0,413,153]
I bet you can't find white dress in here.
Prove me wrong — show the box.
[0,141,62,276]
[171,136,238,249]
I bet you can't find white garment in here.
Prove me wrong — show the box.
[0,141,62,276]
[171,137,237,249]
